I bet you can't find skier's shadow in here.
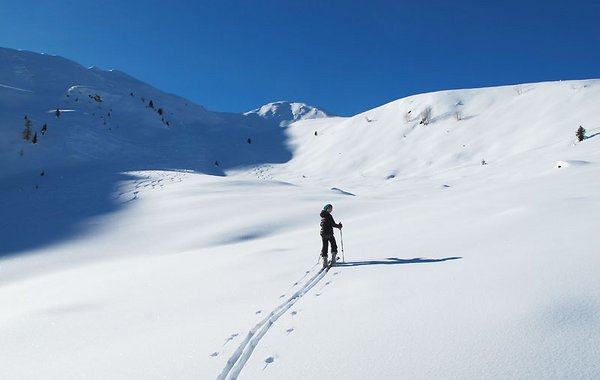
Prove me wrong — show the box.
[335,257,462,267]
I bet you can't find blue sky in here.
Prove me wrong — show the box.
[1,0,599,116]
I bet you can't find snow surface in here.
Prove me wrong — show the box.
[1,48,600,379]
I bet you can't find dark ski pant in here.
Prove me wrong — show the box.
[321,234,338,258]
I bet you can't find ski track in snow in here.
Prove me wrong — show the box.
[113,171,186,202]
[0,83,33,92]
[217,266,330,380]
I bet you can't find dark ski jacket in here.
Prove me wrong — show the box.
[320,210,341,236]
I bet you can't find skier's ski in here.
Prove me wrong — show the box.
[326,259,336,271]
[320,255,340,271]
[328,255,341,270]
[320,262,332,272]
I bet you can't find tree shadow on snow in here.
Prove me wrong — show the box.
[336,257,462,267]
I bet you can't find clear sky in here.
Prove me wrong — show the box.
[1,0,599,116]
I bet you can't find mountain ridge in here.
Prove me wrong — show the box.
[2,46,599,185]
[0,47,331,179]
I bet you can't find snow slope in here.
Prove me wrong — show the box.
[0,48,331,179]
[1,48,599,380]
[272,80,600,185]
[0,47,330,256]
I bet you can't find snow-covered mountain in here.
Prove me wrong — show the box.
[0,48,330,179]
[271,79,600,185]
[1,47,599,380]
[244,101,331,127]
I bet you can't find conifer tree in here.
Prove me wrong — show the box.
[576,126,586,142]
[22,118,33,141]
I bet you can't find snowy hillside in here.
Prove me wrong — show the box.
[0,48,330,180]
[1,48,599,380]
[268,80,600,185]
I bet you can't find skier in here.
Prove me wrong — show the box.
[320,204,342,269]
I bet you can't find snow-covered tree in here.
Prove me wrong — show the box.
[515,85,523,95]
[420,107,432,125]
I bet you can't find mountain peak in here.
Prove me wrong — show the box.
[244,101,332,127]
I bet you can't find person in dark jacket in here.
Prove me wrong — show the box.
[320,204,342,269]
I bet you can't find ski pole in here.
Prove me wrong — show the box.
[340,228,345,263]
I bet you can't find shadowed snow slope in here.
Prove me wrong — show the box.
[1,48,599,380]
[0,48,330,180]
[0,48,328,256]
